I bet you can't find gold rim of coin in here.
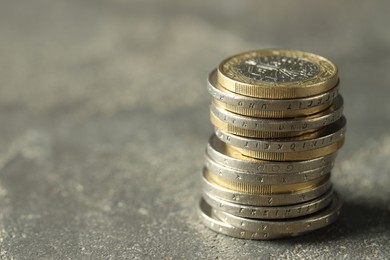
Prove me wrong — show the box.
[229,138,344,161]
[214,99,333,118]
[205,169,330,195]
[210,110,318,138]
[217,49,338,99]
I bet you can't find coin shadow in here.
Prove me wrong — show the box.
[273,199,390,243]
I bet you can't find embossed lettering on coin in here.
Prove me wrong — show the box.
[236,56,320,83]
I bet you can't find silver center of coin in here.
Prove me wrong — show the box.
[236,56,320,83]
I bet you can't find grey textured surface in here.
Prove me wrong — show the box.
[0,0,389,259]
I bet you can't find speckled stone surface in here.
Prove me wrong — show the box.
[0,1,389,259]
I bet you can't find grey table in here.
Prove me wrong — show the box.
[0,1,389,259]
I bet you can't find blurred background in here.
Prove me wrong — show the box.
[0,0,389,259]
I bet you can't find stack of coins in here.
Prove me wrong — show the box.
[199,49,346,239]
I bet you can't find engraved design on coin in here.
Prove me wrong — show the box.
[236,56,320,83]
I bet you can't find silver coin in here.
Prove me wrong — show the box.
[201,170,332,206]
[212,191,342,234]
[202,188,334,219]
[204,154,333,184]
[206,135,337,174]
[210,95,343,132]
[207,69,340,111]
[198,198,286,240]
[214,116,346,152]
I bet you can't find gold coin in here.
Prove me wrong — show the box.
[214,99,332,118]
[218,49,338,99]
[228,138,344,161]
[205,169,330,195]
[210,110,317,138]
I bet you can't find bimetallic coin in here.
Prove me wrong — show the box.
[211,191,342,234]
[202,189,334,219]
[217,49,338,99]
[204,154,333,185]
[230,139,344,161]
[205,169,330,195]
[206,135,337,174]
[201,169,332,206]
[215,117,346,153]
[207,69,339,118]
[211,95,343,133]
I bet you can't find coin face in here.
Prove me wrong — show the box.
[236,56,320,83]
[218,49,338,99]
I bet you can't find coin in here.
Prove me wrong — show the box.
[204,154,333,184]
[230,139,344,161]
[210,110,317,138]
[198,198,286,240]
[217,49,338,99]
[205,135,337,174]
[202,189,334,219]
[211,191,342,234]
[201,169,332,206]
[207,69,339,118]
[211,95,343,132]
[210,95,343,138]
[198,192,341,239]
[205,169,330,195]
[214,100,332,119]
[215,117,346,153]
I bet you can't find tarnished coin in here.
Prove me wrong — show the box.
[211,191,342,234]
[210,95,343,138]
[217,49,338,99]
[208,69,339,118]
[202,189,334,219]
[205,135,337,174]
[201,169,332,206]
[204,154,333,185]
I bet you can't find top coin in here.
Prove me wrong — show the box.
[218,49,339,99]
